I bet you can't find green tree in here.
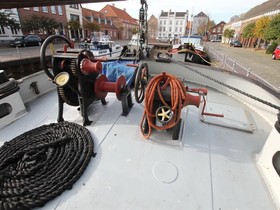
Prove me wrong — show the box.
[242,22,255,39]
[131,28,138,34]
[264,14,280,42]
[0,11,20,30]
[21,14,59,35]
[66,20,81,31]
[223,28,235,41]
[254,16,270,39]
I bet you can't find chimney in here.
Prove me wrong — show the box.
[112,3,115,7]
[123,8,126,12]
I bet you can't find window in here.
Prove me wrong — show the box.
[58,6,63,15]
[217,27,221,33]
[176,21,178,25]
[42,6,48,13]
[163,20,166,25]
[33,7,39,11]
[169,20,172,25]
[70,14,79,21]
[169,27,172,32]
[51,6,56,14]
[69,4,79,9]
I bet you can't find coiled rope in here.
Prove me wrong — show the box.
[0,121,94,210]
[140,72,187,138]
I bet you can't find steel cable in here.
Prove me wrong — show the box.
[0,121,94,210]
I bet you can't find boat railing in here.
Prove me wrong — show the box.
[206,45,279,93]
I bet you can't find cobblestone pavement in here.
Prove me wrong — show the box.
[205,42,280,91]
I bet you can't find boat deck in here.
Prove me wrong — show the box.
[0,82,276,210]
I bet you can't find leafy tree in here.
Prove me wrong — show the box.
[264,14,280,42]
[242,22,255,38]
[208,20,216,30]
[21,14,59,35]
[131,28,138,34]
[83,22,100,32]
[223,28,235,40]
[254,16,270,39]
[66,20,81,31]
[0,11,20,30]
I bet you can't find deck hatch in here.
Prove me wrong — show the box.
[200,101,255,132]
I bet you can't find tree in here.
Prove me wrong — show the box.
[21,14,59,35]
[131,28,138,34]
[197,19,208,36]
[254,16,270,39]
[66,20,81,31]
[0,11,20,30]
[242,22,255,39]
[208,20,216,30]
[264,14,280,42]
[223,28,235,42]
[83,22,100,33]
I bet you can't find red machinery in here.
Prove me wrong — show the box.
[40,35,133,125]
[140,72,223,140]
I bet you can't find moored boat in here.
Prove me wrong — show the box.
[79,32,123,58]
[167,42,211,65]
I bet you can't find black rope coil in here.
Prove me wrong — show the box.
[0,121,94,210]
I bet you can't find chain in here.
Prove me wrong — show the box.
[138,0,148,60]
[171,58,280,111]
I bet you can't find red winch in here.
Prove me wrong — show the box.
[140,72,223,140]
[40,35,133,126]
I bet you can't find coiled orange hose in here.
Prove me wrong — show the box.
[140,72,187,139]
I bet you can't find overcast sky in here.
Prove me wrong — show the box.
[82,0,267,23]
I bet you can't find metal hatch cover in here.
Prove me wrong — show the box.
[200,101,256,133]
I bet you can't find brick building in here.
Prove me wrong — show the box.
[82,7,118,40]
[99,4,138,40]
[18,5,67,39]
[208,21,226,41]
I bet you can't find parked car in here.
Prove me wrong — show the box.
[230,40,242,47]
[10,35,42,47]
[272,45,280,60]
[210,39,221,42]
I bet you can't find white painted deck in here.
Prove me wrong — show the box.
[0,83,277,209]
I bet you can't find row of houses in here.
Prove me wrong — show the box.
[0,3,138,46]
[222,0,280,47]
[2,0,278,47]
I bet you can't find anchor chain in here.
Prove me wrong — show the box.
[171,58,280,111]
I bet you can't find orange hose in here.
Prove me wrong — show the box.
[140,72,187,139]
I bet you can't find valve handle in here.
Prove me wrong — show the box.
[155,106,174,124]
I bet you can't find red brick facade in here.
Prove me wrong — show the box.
[82,7,118,40]
[18,6,67,38]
